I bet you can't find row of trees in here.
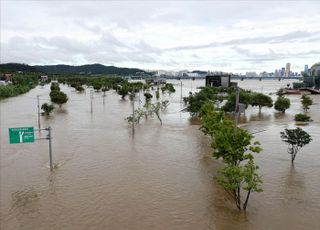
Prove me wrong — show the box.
[56,75,175,125]
[56,75,177,102]
[184,87,278,115]
[41,82,68,116]
[199,103,263,211]
[184,86,314,210]
[49,82,68,108]
[185,86,317,119]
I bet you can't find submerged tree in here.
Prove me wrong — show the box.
[274,96,290,113]
[41,103,54,116]
[161,83,176,94]
[301,94,312,112]
[76,85,84,92]
[50,90,68,108]
[250,93,273,113]
[156,88,160,100]
[280,127,312,163]
[218,159,263,211]
[294,113,311,122]
[144,92,153,102]
[210,121,262,166]
[126,101,169,126]
[118,86,129,99]
[199,102,263,211]
[50,82,60,91]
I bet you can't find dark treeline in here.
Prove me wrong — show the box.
[0,73,39,99]
[0,63,146,76]
[184,86,273,116]
[57,76,127,90]
[0,63,40,73]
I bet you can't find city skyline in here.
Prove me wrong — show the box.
[1,1,320,73]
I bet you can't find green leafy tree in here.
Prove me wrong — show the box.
[222,90,252,113]
[199,103,225,136]
[250,93,273,113]
[294,113,311,122]
[218,159,263,211]
[118,86,129,99]
[92,83,102,91]
[211,122,262,166]
[274,96,290,113]
[301,94,312,112]
[144,92,153,102]
[102,86,109,92]
[280,127,312,163]
[126,101,169,126]
[186,87,226,116]
[156,89,160,100]
[76,85,84,92]
[199,101,263,211]
[161,83,176,94]
[50,83,60,91]
[50,90,68,108]
[200,103,262,166]
[41,103,54,116]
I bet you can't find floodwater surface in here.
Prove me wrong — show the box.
[1,79,319,229]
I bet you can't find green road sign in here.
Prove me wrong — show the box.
[9,127,34,144]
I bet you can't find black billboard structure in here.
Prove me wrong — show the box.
[205,74,231,87]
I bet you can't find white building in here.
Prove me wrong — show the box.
[245,72,258,77]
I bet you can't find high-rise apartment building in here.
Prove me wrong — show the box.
[285,63,291,77]
[304,65,309,74]
[281,67,285,77]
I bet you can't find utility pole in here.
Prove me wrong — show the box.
[139,90,141,107]
[103,90,106,104]
[180,81,183,102]
[132,99,135,133]
[37,95,41,130]
[90,90,93,113]
[47,126,53,170]
[234,87,240,130]
[191,78,194,93]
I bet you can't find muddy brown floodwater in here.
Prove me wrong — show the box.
[1,79,320,230]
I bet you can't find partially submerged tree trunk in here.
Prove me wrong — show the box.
[155,111,162,126]
[243,190,251,211]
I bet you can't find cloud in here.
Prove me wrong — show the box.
[1,1,320,72]
[232,46,320,64]
[163,31,320,52]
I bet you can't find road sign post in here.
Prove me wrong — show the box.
[37,95,41,130]
[47,126,53,170]
[9,127,35,144]
[9,126,53,170]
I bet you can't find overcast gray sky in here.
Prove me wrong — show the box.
[1,0,320,73]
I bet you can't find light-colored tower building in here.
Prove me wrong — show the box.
[285,63,291,77]
[304,65,308,74]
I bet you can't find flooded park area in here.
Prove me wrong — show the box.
[1,79,320,230]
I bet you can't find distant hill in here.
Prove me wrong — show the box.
[0,63,39,73]
[191,70,208,74]
[34,64,146,75]
[0,63,146,76]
